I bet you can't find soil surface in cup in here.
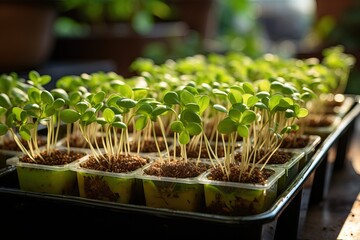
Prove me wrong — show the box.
[280,134,310,148]
[234,149,293,164]
[303,114,335,127]
[207,163,274,184]
[144,159,210,178]
[20,149,86,165]
[80,154,149,173]
[170,144,226,158]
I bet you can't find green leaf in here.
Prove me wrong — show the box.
[138,98,157,104]
[179,130,190,144]
[244,95,259,107]
[117,98,137,109]
[254,79,271,92]
[19,125,31,141]
[94,102,104,112]
[170,120,184,133]
[296,107,309,118]
[92,91,105,104]
[41,90,54,105]
[29,70,40,83]
[217,117,237,134]
[0,107,6,116]
[28,88,41,104]
[112,121,127,129]
[133,88,148,100]
[114,114,122,122]
[240,110,256,125]
[269,95,282,111]
[152,105,171,117]
[229,108,241,122]
[0,93,11,108]
[81,108,96,122]
[282,83,296,95]
[96,117,107,126]
[12,107,22,121]
[23,103,41,118]
[271,81,284,91]
[285,109,295,118]
[229,86,243,104]
[12,107,27,122]
[184,85,198,95]
[0,123,8,136]
[185,103,200,112]
[51,88,69,102]
[106,94,121,107]
[136,103,153,115]
[60,109,80,124]
[300,92,315,102]
[232,103,247,112]
[76,101,90,114]
[254,102,267,109]
[180,109,201,124]
[103,108,115,123]
[242,82,255,94]
[114,83,133,98]
[237,124,249,137]
[281,126,292,134]
[197,95,210,114]
[163,91,180,105]
[180,89,196,105]
[52,98,65,109]
[256,91,270,99]
[39,75,51,86]
[291,124,299,131]
[43,106,55,117]
[135,115,148,130]
[212,89,227,97]
[186,122,202,136]
[278,97,293,108]
[213,104,227,113]
[69,91,82,106]
[201,83,212,92]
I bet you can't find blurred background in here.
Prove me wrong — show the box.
[0,0,359,93]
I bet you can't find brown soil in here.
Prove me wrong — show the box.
[170,144,226,158]
[234,149,293,164]
[20,149,86,165]
[205,164,275,216]
[78,154,149,204]
[64,135,168,154]
[203,162,277,216]
[144,159,211,178]
[207,163,274,184]
[83,174,120,202]
[0,136,47,151]
[304,114,335,127]
[80,154,149,173]
[280,134,310,148]
[129,138,168,153]
[61,134,102,148]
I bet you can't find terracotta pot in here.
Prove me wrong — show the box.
[0,1,57,73]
